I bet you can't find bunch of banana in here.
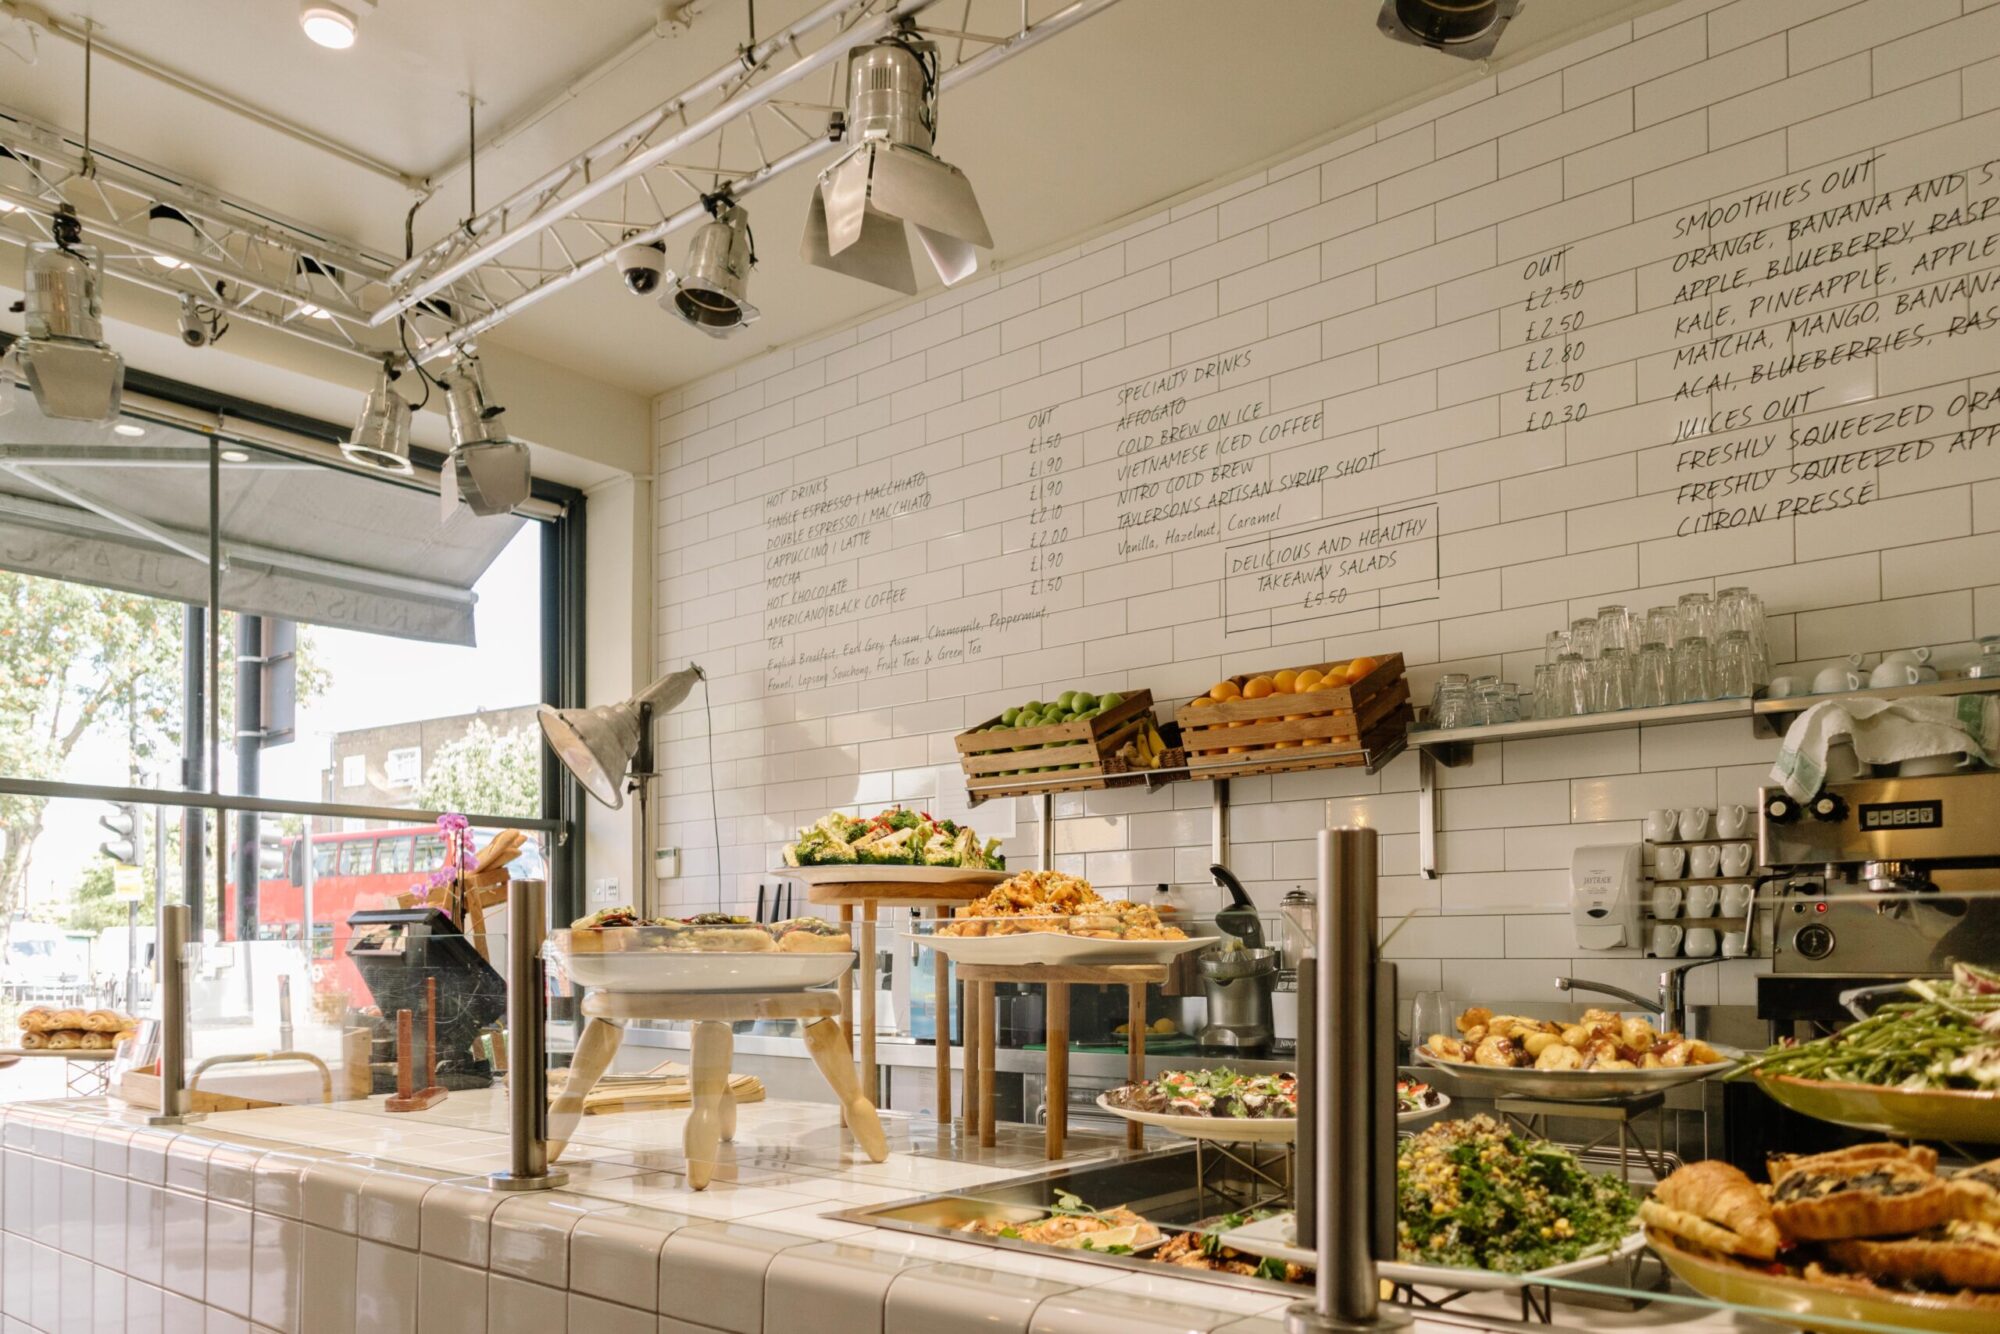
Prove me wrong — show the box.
[1116,717,1171,769]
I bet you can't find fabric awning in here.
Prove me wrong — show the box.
[0,395,523,646]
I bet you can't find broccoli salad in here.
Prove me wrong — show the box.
[782,807,1005,870]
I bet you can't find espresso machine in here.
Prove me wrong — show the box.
[1731,770,2000,1165]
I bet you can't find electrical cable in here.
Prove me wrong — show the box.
[396,319,438,410]
[700,674,724,914]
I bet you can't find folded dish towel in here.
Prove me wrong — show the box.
[1770,696,1998,800]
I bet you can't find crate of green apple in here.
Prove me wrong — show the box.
[954,687,1182,802]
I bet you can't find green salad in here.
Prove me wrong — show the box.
[1397,1116,1636,1273]
[782,807,1005,870]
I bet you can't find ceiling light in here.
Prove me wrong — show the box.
[15,205,124,422]
[341,361,415,476]
[300,3,358,49]
[662,200,758,337]
[442,350,530,516]
[1377,0,1519,59]
[802,35,991,295]
[146,205,196,268]
[219,448,252,464]
[112,422,146,438]
[538,665,706,809]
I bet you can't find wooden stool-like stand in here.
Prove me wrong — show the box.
[547,989,888,1189]
[955,962,1167,1159]
[802,880,992,1125]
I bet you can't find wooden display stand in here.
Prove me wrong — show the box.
[800,878,993,1126]
[385,978,448,1112]
[956,962,1168,1159]
[547,989,889,1189]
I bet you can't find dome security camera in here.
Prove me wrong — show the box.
[615,238,667,296]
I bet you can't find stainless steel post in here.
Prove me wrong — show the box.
[491,878,568,1191]
[1287,827,1409,1334]
[148,903,202,1126]
[1038,791,1054,870]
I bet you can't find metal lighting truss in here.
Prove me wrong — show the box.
[0,0,1121,367]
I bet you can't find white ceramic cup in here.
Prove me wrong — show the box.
[1722,932,1750,959]
[1715,804,1752,838]
[1644,809,1680,842]
[1652,845,1688,879]
[1881,647,1933,668]
[1690,845,1722,878]
[1870,660,1922,689]
[1765,675,1802,698]
[1686,883,1720,917]
[1721,842,1754,877]
[1813,665,1864,694]
[1650,883,1684,918]
[1721,882,1754,917]
[1900,754,1961,777]
[1685,927,1718,958]
[1678,807,1711,841]
[1650,923,1684,957]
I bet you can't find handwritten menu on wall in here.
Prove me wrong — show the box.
[662,0,2000,912]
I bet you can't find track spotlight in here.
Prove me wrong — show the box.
[442,349,531,516]
[15,205,124,422]
[663,199,758,337]
[1377,0,1519,59]
[802,33,991,295]
[341,360,414,476]
[300,2,359,50]
[147,205,197,268]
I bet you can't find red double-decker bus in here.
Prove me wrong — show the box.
[224,826,545,1005]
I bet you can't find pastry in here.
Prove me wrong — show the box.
[1949,1161,2000,1225]
[1641,1161,1782,1260]
[567,906,648,951]
[1770,1142,1939,1179]
[679,914,775,952]
[16,1007,54,1033]
[1826,1218,2000,1291]
[77,1031,111,1051]
[81,1009,127,1033]
[1770,1153,1951,1241]
[1803,1261,2000,1311]
[43,1030,79,1050]
[771,917,852,953]
[47,1009,84,1031]
[18,1031,46,1050]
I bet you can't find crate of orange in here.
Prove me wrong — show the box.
[1174,653,1411,777]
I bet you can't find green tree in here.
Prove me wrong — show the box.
[64,856,158,933]
[415,719,542,818]
[0,570,327,938]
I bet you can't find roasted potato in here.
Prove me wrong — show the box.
[1425,1034,1465,1061]
[1473,1035,1518,1068]
[1522,1031,1560,1059]
[1535,1042,1584,1071]
[1456,1006,1493,1035]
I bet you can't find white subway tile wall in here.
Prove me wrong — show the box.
[655,0,2000,1008]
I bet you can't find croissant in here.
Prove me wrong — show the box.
[1651,1161,1782,1260]
[19,1031,46,1050]
[16,1007,54,1033]
[82,1009,126,1033]
[48,1010,84,1030]
[43,1030,79,1050]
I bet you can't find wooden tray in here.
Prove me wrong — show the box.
[1175,654,1411,775]
[955,689,1164,802]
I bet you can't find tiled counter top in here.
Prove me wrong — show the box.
[0,1090,1783,1334]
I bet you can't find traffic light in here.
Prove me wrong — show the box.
[257,819,289,882]
[98,802,139,865]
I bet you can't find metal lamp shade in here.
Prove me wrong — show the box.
[1394,0,1501,44]
[19,240,123,422]
[537,700,642,809]
[444,352,530,516]
[664,207,758,337]
[802,138,989,295]
[342,373,414,475]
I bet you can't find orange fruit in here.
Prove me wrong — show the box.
[1273,669,1299,694]
[1294,668,1324,692]
[1343,655,1380,683]
[1323,660,1349,681]
[1310,675,1342,691]
[1209,680,1242,702]
[1243,675,1277,699]
[1189,695,1216,708]
[1227,745,1251,754]
[1273,740,1301,749]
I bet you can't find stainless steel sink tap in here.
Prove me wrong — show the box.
[1557,963,1731,1035]
[1553,976,1667,1029]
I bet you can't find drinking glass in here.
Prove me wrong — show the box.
[1719,587,1770,686]
[1596,652,1635,711]
[1531,663,1556,719]
[1410,990,1452,1048]
[1432,682,1471,729]
[1642,605,1678,650]
[1429,673,1469,717]
[1557,654,1592,716]
[1595,605,1634,658]
[1673,638,1715,702]
[1676,591,1715,646]
[1570,617,1599,661]
[1634,644,1673,708]
[1714,634,1756,698]
[1480,680,1518,725]
[1545,629,1572,665]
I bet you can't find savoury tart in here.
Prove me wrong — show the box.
[1770,1156,1952,1241]
[1826,1219,2000,1292]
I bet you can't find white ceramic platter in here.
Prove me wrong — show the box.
[1094,1094,1297,1143]
[1413,1047,1742,1101]
[1397,1091,1451,1125]
[552,946,854,993]
[906,930,1217,966]
[774,865,1010,887]
[1218,1213,1646,1289]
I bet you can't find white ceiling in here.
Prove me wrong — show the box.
[0,0,1673,397]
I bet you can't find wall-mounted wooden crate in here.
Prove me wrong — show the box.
[955,690,1180,803]
[1174,654,1411,777]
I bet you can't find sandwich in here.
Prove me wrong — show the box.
[568,905,648,951]
[770,917,853,954]
[1639,1161,1782,1261]
[679,913,775,952]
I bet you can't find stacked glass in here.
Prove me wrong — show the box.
[1429,674,1471,728]
[1673,591,1716,702]
[1714,586,1768,697]
[1635,606,1675,709]
[1594,604,1635,712]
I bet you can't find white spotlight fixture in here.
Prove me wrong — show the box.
[15,205,124,422]
[112,422,146,438]
[342,361,415,477]
[220,448,252,463]
[442,349,531,516]
[1377,0,1519,59]
[299,2,359,50]
[662,198,759,337]
[147,205,196,268]
[802,33,992,295]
